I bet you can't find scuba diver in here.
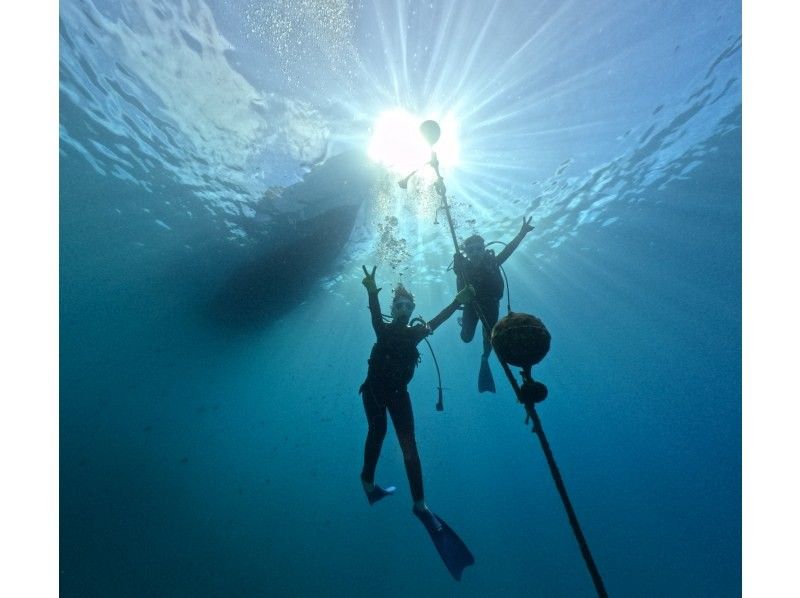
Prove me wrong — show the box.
[359,265,476,580]
[454,216,535,393]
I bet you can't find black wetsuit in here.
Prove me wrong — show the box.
[454,251,504,352]
[360,291,458,502]
[454,230,528,354]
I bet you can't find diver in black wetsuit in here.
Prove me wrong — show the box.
[359,265,477,581]
[454,216,535,393]
[359,265,473,512]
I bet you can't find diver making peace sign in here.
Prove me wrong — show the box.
[358,265,476,580]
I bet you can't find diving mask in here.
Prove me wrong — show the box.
[391,297,415,318]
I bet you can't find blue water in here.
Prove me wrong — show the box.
[60,1,741,596]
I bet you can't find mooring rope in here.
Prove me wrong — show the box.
[497,359,608,598]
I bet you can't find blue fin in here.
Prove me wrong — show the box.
[413,507,475,581]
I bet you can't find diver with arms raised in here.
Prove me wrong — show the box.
[359,265,476,580]
[454,216,535,393]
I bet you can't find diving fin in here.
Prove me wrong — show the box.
[413,506,475,581]
[478,356,496,393]
[366,484,396,505]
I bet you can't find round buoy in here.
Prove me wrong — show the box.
[491,312,551,369]
[521,379,548,404]
[420,120,441,146]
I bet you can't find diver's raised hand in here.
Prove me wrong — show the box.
[519,216,535,236]
[454,284,476,306]
[361,265,380,294]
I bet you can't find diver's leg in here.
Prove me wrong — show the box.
[387,390,425,507]
[476,301,500,393]
[460,304,479,343]
[480,300,500,358]
[360,384,388,487]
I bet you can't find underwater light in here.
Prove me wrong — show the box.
[367,109,459,174]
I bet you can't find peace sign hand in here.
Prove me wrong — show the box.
[520,216,535,235]
[361,265,380,294]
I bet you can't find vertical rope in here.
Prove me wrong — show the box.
[429,152,493,334]
[498,359,608,598]
[419,145,606,595]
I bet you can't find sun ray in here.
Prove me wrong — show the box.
[445,1,502,105]
[421,1,459,101]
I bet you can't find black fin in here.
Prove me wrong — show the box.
[366,484,396,505]
[478,358,496,393]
